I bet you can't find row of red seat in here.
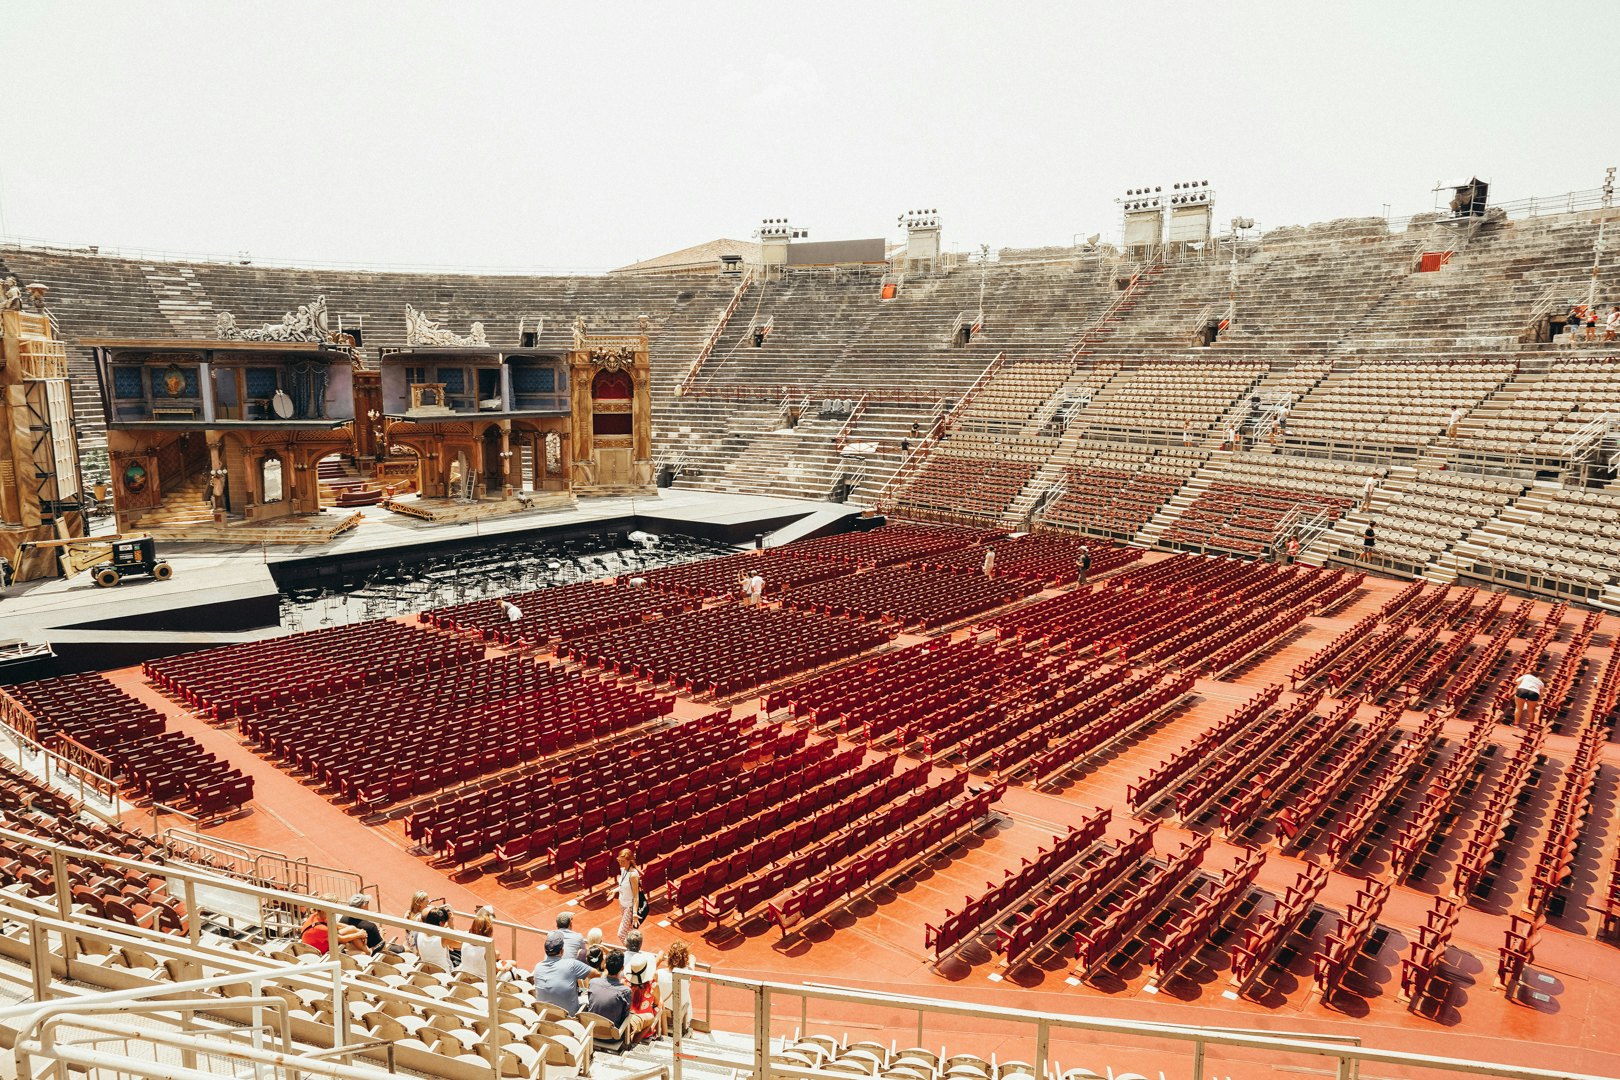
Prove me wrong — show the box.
[767,637,999,741]
[1441,601,1533,713]
[1400,894,1461,1013]
[914,655,1105,764]
[1074,834,1211,981]
[1274,701,1405,846]
[1228,862,1331,998]
[239,657,670,807]
[1041,465,1187,538]
[1311,878,1391,997]
[1161,483,1352,557]
[925,808,1111,961]
[1484,602,1569,721]
[1451,722,1546,898]
[997,823,1158,969]
[1386,715,1494,883]
[1020,670,1197,785]
[420,579,696,647]
[909,533,1141,586]
[633,548,855,600]
[676,757,932,919]
[2,673,251,818]
[778,564,1039,631]
[1538,609,1602,731]
[145,619,483,719]
[560,604,893,697]
[656,750,891,909]
[1321,710,1446,868]
[896,456,1036,520]
[409,712,774,868]
[769,780,1004,936]
[1404,591,1503,705]
[1222,698,1360,835]
[1147,849,1266,986]
[1525,722,1602,918]
[1172,690,1323,823]
[781,522,1000,568]
[1128,685,1283,811]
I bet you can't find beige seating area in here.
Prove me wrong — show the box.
[1349,469,1525,573]
[1461,487,1620,600]
[1278,360,1515,454]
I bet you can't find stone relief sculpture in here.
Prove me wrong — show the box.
[215,296,334,342]
[404,305,488,347]
[0,277,21,311]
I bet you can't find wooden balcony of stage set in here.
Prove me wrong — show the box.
[376,347,570,419]
[85,339,357,430]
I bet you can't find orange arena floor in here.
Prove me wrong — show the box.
[102,559,1620,1077]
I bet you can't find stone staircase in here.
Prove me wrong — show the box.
[133,471,213,529]
[1298,470,1410,568]
[1132,449,1230,547]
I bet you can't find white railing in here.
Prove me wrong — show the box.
[833,393,869,449]
[669,970,1617,1080]
[678,271,753,397]
[1562,414,1615,462]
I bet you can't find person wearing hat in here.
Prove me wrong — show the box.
[625,949,660,1038]
[338,892,385,954]
[533,930,595,1016]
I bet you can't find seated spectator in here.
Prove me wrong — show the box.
[622,929,657,983]
[338,892,385,954]
[300,896,367,956]
[414,905,453,971]
[586,950,648,1047]
[534,930,595,1015]
[555,911,587,960]
[582,926,606,970]
[626,950,660,1038]
[656,939,694,1037]
[456,906,510,976]
[404,890,432,923]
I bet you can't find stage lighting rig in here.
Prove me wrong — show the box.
[755,218,808,240]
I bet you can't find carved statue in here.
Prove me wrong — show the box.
[0,277,20,311]
[404,305,489,347]
[215,296,334,343]
[637,313,651,332]
[572,314,589,348]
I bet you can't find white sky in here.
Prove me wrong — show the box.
[2,1,1614,272]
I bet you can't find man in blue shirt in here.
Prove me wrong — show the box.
[554,912,587,961]
[533,931,595,1016]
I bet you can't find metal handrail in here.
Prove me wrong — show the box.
[669,969,1620,1080]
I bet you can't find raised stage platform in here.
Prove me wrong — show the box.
[0,489,862,678]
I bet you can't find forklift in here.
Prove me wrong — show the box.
[17,533,173,587]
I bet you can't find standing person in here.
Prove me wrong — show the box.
[1606,304,1620,342]
[1361,475,1377,511]
[1181,419,1192,447]
[747,570,765,606]
[1512,671,1545,727]
[1076,545,1091,585]
[1446,406,1464,439]
[1361,523,1376,562]
[615,848,643,943]
[982,548,996,578]
[1285,534,1301,565]
[1587,307,1600,341]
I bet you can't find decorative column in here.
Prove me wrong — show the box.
[207,433,226,523]
[500,422,513,498]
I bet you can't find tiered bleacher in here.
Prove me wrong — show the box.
[0,674,253,817]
